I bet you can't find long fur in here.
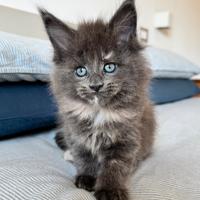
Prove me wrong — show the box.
[39,1,156,199]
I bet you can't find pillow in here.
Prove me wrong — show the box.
[1,31,200,82]
[0,79,199,138]
[145,47,200,79]
[150,78,200,104]
[0,31,53,82]
[0,81,58,139]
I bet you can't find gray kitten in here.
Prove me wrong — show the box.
[39,0,155,199]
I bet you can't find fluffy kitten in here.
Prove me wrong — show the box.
[39,0,155,199]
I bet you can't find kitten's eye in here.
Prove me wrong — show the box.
[103,63,117,74]
[75,66,87,77]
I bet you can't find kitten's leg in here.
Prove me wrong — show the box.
[95,144,138,200]
[74,148,99,191]
[55,130,68,151]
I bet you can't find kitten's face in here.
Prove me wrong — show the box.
[65,43,123,105]
[56,22,142,106]
[40,0,149,107]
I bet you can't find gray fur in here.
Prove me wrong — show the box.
[39,0,155,199]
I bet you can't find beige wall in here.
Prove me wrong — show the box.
[0,5,76,40]
[136,0,200,66]
[1,0,200,67]
[0,0,124,23]
[0,5,48,39]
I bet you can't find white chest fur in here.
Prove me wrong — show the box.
[61,97,134,125]
[61,98,134,154]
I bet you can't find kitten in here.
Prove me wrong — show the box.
[39,0,155,199]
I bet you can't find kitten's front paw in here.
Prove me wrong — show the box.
[75,175,96,191]
[94,188,128,200]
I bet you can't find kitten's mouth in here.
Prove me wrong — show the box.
[78,87,120,106]
[90,90,117,106]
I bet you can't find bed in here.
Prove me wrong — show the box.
[0,97,200,200]
[0,31,200,200]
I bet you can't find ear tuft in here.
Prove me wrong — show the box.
[109,0,137,43]
[38,8,50,23]
[38,8,76,62]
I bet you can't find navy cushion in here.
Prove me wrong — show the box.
[0,79,199,139]
[150,79,200,104]
[0,82,57,139]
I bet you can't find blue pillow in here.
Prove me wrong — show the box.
[150,79,200,104]
[0,82,58,139]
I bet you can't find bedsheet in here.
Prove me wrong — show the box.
[0,98,200,200]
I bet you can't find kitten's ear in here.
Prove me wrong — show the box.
[39,8,76,59]
[109,0,137,43]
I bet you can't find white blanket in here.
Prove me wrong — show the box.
[0,98,200,200]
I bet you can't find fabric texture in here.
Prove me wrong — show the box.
[0,81,58,138]
[0,31,53,82]
[145,46,200,78]
[150,78,200,104]
[0,98,200,200]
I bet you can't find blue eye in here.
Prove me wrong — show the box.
[103,63,117,74]
[75,66,87,77]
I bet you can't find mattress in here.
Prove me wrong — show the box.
[0,98,200,200]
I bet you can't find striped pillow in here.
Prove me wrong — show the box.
[1,31,200,82]
[146,47,200,79]
[0,31,53,82]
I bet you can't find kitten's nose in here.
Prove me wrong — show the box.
[89,84,104,92]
